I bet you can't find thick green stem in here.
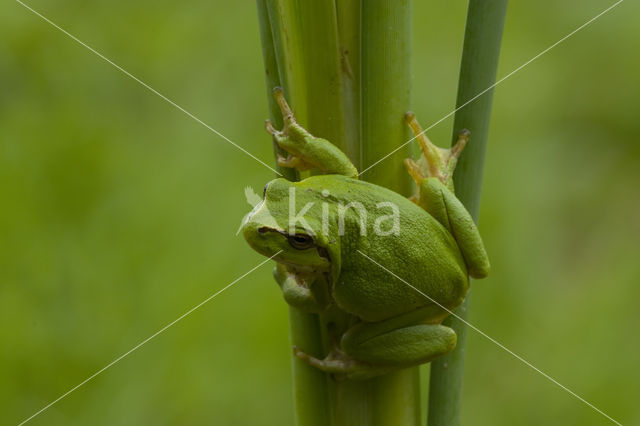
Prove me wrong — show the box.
[257,3,329,426]
[361,1,413,197]
[360,2,420,426]
[335,0,361,167]
[427,1,507,425]
[295,1,351,151]
[293,2,368,424]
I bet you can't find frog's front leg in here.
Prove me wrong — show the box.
[273,264,330,313]
[265,87,358,178]
[294,305,455,380]
[403,112,468,190]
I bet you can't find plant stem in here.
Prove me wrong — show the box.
[257,2,329,426]
[295,1,351,151]
[335,0,361,167]
[361,1,413,197]
[360,2,421,426]
[263,0,308,124]
[291,2,367,423]
[427,1,507,425]
[256,0,297,181]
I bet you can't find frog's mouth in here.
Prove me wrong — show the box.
[256,226,331,271]
[278,249,331,271]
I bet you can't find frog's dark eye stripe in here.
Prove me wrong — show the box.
[287,234,314,250]
[263,183,269,198]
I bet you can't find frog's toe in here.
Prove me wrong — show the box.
[293,346,352,373]
[265,119,278,135]
[277,154,313,171]
[450,128,470,159]
[273,86,296,125]
[403,158,425,184]
[292,346,391,380]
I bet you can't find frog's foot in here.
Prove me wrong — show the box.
[264,87,313,173]
[295,306,457,380]
[264,87,358,178]
[404,112,470,189]
[273,265,330,313]
[450,128,470,162]
[264,88,299,138]
[293,346,392,380]
[403,158,424,207]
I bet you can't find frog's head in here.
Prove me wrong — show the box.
[241,178,340,276]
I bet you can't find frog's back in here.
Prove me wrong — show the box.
[301,175,468,322]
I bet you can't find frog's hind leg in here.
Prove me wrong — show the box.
[294,305,455,380]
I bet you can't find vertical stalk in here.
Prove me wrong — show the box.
[361,1,413,197]
[335,0,361,167]
[256,0,297,181]
[360,2,420,426]
[295,1,350,150]
[427,1,507,425]
[293,2,368,424]
[257,2,329,426]
[264,0,307,123]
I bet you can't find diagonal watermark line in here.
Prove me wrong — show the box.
[16,0,282,177]
[357,250,622,425]
[359,0,624,176]
[17,252,281,426]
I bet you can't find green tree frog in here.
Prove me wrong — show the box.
[241,88,489,379]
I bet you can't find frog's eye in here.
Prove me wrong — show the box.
[287,234,314,250]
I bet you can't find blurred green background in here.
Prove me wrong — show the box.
[1,1,639,425]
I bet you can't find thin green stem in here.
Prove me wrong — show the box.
[256,0,297,181]
[264,0,307,123]
[427,1,507,425]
